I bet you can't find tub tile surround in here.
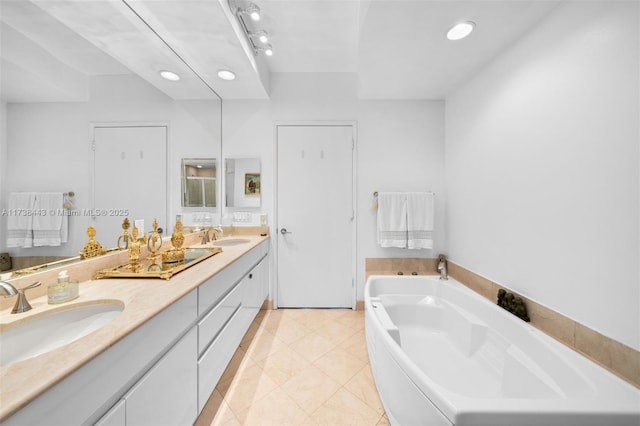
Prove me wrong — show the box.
[364,258,640,388]
[0,228,269,421]
[364,257,438,280]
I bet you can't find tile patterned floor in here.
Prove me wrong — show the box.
[195,309,390,426]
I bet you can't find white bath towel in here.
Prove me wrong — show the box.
[407,192,434,250]
[6,192,36,248]
[377,192,407,248]
[33,192,67,246]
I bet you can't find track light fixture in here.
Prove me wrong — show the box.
[239,3,261,21]
[251,30,269,44]
[256,44,273,56]
[234,1,274,57]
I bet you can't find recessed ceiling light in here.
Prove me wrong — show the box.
[159,70,180,81]
[217,69,236,81]
[264,45,273,56]
[446,21,475,41]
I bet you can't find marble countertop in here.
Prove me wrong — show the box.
[0,232,269,421]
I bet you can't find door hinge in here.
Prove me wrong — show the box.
[91,140,96,151]
[351,139,355,150]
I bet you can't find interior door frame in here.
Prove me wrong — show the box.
[89,122,170,231]
[273,121,358,310]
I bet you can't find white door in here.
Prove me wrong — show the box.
[93,126,167,247]
[276,125,355,308]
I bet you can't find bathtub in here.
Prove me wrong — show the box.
[364,275,640,426]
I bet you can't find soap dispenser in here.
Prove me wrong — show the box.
[48,270,79,304]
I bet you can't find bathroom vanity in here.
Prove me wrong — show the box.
[0,233,269,425]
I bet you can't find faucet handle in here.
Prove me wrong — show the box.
[12,281,42,314]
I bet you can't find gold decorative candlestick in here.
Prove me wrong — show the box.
[128,226,143,270]
[171,219,184,249]
[80,226,105,259]
[147,218,163,256]
[117,218,132,249]
[162,218,185,265]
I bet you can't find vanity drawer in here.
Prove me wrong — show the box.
[197,304,246,412]
[197,281,242,355]
[197,241,267,316]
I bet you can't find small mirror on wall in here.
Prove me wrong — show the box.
[182,158,217,207]
[225,158,261,207]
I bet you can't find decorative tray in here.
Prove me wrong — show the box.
[94,247,223,280]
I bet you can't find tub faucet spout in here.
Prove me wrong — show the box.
[437,255,448,280]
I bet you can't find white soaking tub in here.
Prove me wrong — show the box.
[364,275,640,426]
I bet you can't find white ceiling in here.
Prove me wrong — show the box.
[0,0,560,102]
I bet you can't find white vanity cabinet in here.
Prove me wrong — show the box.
[123,327,198,425]
[4,290,198,426]
[3,239,269,426]
[95,400,125,426]
[197,245,269,411]
[95,328,197,426]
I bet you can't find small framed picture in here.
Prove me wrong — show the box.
[244,173,261,195]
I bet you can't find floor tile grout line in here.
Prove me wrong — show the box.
[205,309,385,426]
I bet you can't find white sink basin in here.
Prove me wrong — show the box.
[0,302,124,366]
[213,238,251,247]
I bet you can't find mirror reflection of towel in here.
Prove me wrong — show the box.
[6,192,36,248]
[33,192,67,247]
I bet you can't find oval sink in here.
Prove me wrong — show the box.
[0,301,124,366]
[213,238,251,247]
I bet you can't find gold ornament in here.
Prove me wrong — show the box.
[80,226,105,259]
[117,218,131,249]
[147,218,163,255]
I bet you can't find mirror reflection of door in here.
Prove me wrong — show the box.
[181,159,216,208]
[93,126,168,247]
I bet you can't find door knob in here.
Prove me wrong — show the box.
[280,228,292,235]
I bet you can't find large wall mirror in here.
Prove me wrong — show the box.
[0,1,222,276]
[225,158,261,208]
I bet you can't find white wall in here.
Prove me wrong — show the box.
[4,75,221,257]
[0,101,6,253]
[223,72,445,300]
[445,1,639,349]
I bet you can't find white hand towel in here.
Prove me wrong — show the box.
[377,192,407,248]
[6,192,36,248]
[407,192,434,250]
[33,192,65,247]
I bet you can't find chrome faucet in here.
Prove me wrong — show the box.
[437,254,448,280]
[0,281,18,297]
[1,281,42,313]
[201,228,214,244]
[212,225,223,240]
[201,225,223,244]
